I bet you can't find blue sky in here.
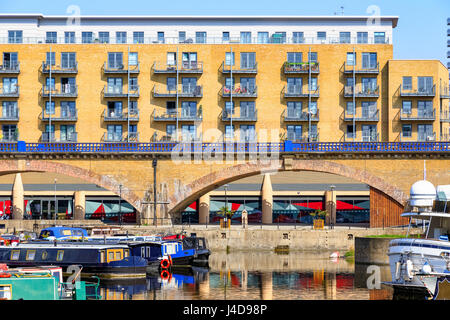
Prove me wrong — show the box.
[2,0,449,64]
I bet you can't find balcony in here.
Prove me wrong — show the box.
[283,132,319,143]
[221,109,257,122]
[152,61,203,74]
[400,132,436,142]
[102,132,139,142]
[152,108,202,122]
[41,62,78,74]
[103,85,140,98]
[41,132,78,143]
[441,110,450,122]
[441,133,450,141]
[42,84,78,98]
[41,109,78,122]
[440,85,450,99]
[102,62,140,74]
[283,62,320,74]
[343,132,379,142]
[221,85,257,98]
[103,109,139,122]
[283,85,319,98]
[0,62,20,74]
[1,132,18,142]
[400,109,435,121]
[220,62,257,74]
[0,108,19,121]
[152,85,203,98]
[0,85,19,98]
[283,109,319,122]
[343,62,379,74]
[344,109,379,122]
[400,84,435,97]
[344,85,379,98]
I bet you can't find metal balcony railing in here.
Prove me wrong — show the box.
[418,132,436,142]
[103,109,140,122]
[283,62,320,74]
[0,108,19,121]
[0,85,19,97]
[400,84,436,97]
[344,109,379,122]
[102,132,139,142]
[344,85,379,98]
[41,109,78,122]
[400,109,435,121]
[41,132,78,143]
[343,62,379,74]
[221,85,257,98]
[152,61,203,73]
[152,108,202,122]
[153,85,203,98]
[0,62,20,73]
[1,132,18,142]
[440,110,450,122]
[344,132,379,142]
[221,109,257,122]
[284,109,320,122]
[103,85,139,98]
[103,62,140,73]
[42,62,78,73]
[221,62,258,74]
[42,84,78,97]
[284,85,319,98]
[440,85,450,99]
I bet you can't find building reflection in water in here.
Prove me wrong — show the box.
[88,251,392,300]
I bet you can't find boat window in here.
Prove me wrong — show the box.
[61,230,72,236]
[42,251,48,260]
[115,251,122,260]
[124,249,129,258]
[108,251,114,261]
[10,250,20,260]
[26,250,36,261]
[56,250,64,261]
[0,285,12,300]
[100,250,105,263]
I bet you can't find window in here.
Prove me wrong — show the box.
[107,101,122,117]
[100,251,105,263]
[133,31,144,44]
[166,101,176,114]
[167,52,176,66]
[362,125,377,142]
[182,52,197,69]
[26,250,36,261]
[166,124,176,139]
[374,32,386,44]
[418,124,434,141]
[357,32,368,44]
[346,102,355,115]
[340,32,351,43]
[240,32,251,44]
[402,77,412,90]
[225,77,235,89]
[225,125,234,140]
[45,125,55,142]
[361,101,377,118]
[287,52,302,63]
[81,32,93,43]
[99,32,110,43]
[362,52,377,69]
[107,125,123,141]
[361,78,377,92]
[64,31,75,44]
[8,30,22,44]
[45,101,55,115]
[60,125,76,142]
[347,125,355,139]
[240,52,255,69]
[293,32,304,44]
[287,125,302,141]
[61,101,76,118]
[418,100,433,117]
[257,32,269,44]
[222,32,230,43]
[225,101,235,115]
[308,78,318,91]
[181,101,197,117]
[181,77,197,93]
[346,52,356,66]
[116,32,127,44]
[46,52,55,66]
[3,52,18,70]
[2,101,17,118]
[167,77,176,91]
[225,52,235,66]
[272,32,286,44]
[130,77,138,91]
[157,32,165,43]
[195,32,207,44]
[61,52,76,69]
[240,77,255,91]
[128,52,138,66]
[181,125,196,141]
[108,52,123,69]
[418,77,433,93]
[115,251,122,260]
[2,125,17,142]
[287,77,302,93]
[109,251,114,261]
[10,250,20,260]
[178,31,186,43]
[3,77,18,93]
[402,124,412,137]
[317,32,326,41]
[308,52,318,63]
[240,125,256,142]
[240,101,255,118]
[107,77,123,93]
[287,101,301,118]
[46,32,57,43]
[402,101,412,114]
[0,285,12,300]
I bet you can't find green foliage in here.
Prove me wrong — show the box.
[217,206,235,219]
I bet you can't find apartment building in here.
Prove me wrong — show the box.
[0,14,448,224]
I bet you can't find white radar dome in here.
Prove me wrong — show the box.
[409,180,436,209]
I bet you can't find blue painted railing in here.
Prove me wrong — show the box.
[2,141,450,153]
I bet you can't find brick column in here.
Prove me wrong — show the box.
[73,191,86,220]
[261,173,273,224]
[199,193,210,224]
[12,173,24,220]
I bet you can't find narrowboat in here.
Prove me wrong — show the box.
[182,236,211,263]
[0,265,100,300]
[39,226,89,241]
[0,241,148,279]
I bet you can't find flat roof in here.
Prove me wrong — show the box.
[0,14,399,28]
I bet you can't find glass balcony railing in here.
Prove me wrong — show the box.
[152,108,202,122]
[283,62,319,74]
[153,85,203,98]
[42,61,78,73]
[400,84,435,97]
[102,132,139,142]
[284,109,319,122]
[222,85,257,98]
[42,84,78,97]
[103,109,139,122]
[42,109,78,121]
[0,62,20,73]
[41,132,78,143]
[0,108,19,121]
[343,62,379,74]
[152,61,203,73]
[344,85,379,97]
[344,109,379,122]
[400,109,435,121]
[221,62,258,74]
[0,85,19,97]
[103,85,139,97]
[221,109,257,122]
[103,62,140,73]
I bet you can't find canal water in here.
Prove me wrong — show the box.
[88,251,394,300]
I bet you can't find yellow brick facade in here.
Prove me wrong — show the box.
[0,43,448,143]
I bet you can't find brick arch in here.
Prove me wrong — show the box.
[168,159,408,214]
[0,159,142,211]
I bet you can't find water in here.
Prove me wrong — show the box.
[86,251,394,300]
